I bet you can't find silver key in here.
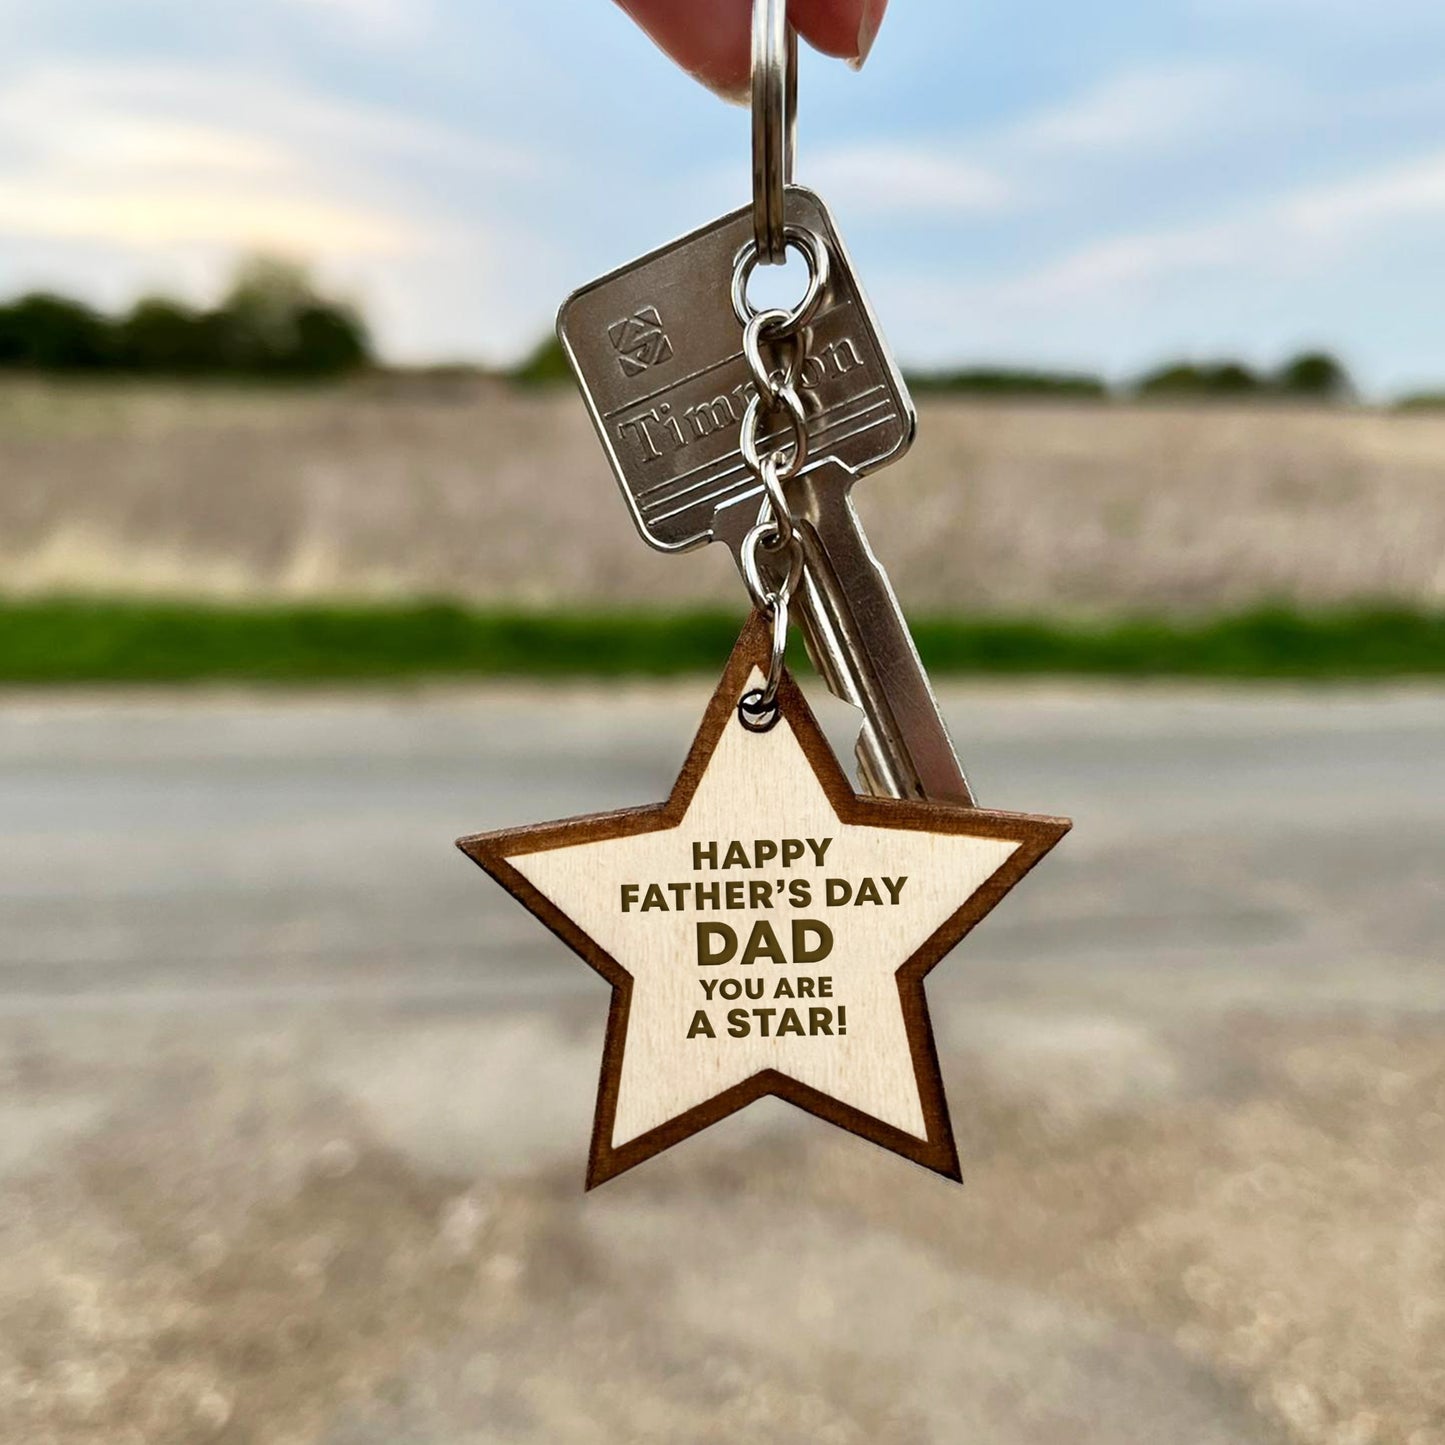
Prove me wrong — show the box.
[557,186,974,807]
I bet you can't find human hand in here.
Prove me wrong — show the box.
[614,0,887,99]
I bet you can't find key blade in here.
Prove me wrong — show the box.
[786,463,975,807]
[557,187,915,553]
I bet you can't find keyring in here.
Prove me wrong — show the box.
[731,226,829,333]
[752,0,797,265]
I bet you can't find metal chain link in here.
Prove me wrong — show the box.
[730,230,829,728]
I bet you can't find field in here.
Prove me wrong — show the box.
[1,377,1441,619]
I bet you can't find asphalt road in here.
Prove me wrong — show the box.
[1,682,1442,1444]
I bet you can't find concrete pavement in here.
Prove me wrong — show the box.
[1,681,1441,1443]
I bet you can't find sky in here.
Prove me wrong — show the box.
[2,0,1445,394]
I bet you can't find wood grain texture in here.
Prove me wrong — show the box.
[458,613,1071,1189]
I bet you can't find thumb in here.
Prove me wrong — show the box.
[613,0,888,101]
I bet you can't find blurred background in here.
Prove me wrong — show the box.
[1,1,1442,1442]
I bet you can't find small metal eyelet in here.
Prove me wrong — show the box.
[738,686,782,733]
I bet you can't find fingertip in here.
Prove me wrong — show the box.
[613,0,750,99]
[792,0,886,62]
[613,0,887,99]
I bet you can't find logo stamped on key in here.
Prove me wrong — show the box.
[607,305,674,376]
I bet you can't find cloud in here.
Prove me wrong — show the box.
[277,0,433,44]
[78,120,285,176]
[802,62,1266,222]
[1037,147,1445,305]
[0,61,532,259]
[1193,0,1445,20]
[0,62,529,174]
[0,180,416,254]
[0,56,566,361]
[885,144,1445,334]
[803,62,1265,221]
[990,222,1243,309]
[1281,151,1445,236]
[807,143,1014,216]
[1007,61,1269,160]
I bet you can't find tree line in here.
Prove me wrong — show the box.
[0,258,370,377]
[510,333,1358,401]
[906,351,1354,401]
[0,269,1374,403]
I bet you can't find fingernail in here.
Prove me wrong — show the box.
[711,78,751,106]
[850,0,883,70]
[693,66,750,105]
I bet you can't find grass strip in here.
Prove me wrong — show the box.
[0,598,1440,684]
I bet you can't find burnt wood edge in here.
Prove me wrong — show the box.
[456,611,1072,1190]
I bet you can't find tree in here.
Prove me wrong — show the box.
[117,297,206,372]
[1208,362,1261,395]
[0,293,113,368]
[904,367,1109,399]
[290,303,370,375]
[511,334,572,387]
[1276,352,1352,399]
[211,255,371,374]
[0,256,372,377]
[218,256,315,368]
[1136,361,1265,397]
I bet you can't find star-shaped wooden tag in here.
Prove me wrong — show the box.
[458,614,1070,1189]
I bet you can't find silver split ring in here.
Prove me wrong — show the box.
[735,586,792,731]
[752,0,797,264]
[762,593,791,706]
[731,225,829,332]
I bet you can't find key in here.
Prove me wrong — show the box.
[557,186,975,807]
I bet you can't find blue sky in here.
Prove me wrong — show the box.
[2,0,1444,393]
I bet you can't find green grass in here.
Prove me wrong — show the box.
[0,598,1440,685]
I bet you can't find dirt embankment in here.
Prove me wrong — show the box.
[1,378,1441,614]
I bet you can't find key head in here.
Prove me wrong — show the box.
[558,186,916,554]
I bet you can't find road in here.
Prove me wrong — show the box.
[1,682,1442,1444]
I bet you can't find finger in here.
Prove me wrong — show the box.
[613,0,888,101]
